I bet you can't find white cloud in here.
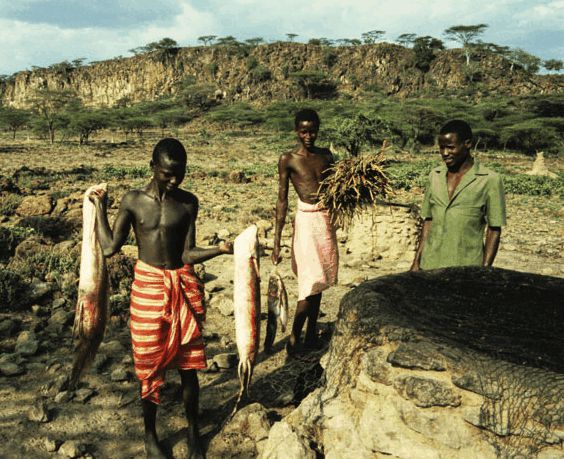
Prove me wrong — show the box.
[0,1,217,74]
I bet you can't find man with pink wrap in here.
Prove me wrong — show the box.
[273,109,339,356]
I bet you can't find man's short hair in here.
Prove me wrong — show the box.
[152,138,187,165]
[294,109,320,129]
[440,120,473,142]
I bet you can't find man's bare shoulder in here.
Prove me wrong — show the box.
[175,189,199,206]
[119,189,145,208]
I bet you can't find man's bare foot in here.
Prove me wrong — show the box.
[144,433,167,459]
[187,426,204,459]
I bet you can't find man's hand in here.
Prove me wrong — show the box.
[88,188,107,207]
[219,241,233,254]
[271,245,281,265]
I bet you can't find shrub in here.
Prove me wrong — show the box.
[250,65,272,82]
[0,269,29,310]
[206,103,265,127]
[502,174,564,197]
[0,194,22,216]
[101,165,150,180]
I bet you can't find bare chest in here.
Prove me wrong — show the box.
[133,199,190,232]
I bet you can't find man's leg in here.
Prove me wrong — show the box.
[179,369,204,459]
[304,293,322,347]
[141,398,167,459]
[288,293,321,354]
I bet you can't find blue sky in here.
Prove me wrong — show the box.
[0,0,562,75]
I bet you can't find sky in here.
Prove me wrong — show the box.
[0,0,563,75]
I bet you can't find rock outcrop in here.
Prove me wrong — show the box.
[1,43,562,109]
[265,267,564,458]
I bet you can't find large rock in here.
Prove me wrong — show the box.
[15,330,39,356]
[260,421,316,459]
[16,195,53,217]
[207,403,271,458]
[278,268,564,459]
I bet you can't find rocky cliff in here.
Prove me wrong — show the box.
[1,43,562,109]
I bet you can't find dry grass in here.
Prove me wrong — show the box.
[317,147,392,229]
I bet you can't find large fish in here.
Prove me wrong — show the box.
[264,268,288,353]
[69,183,109,390]
[232,224,261,410]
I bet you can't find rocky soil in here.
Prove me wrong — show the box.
[0,131,562,458]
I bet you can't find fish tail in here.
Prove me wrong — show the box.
[69,333,103,391]
[232,358,253,415]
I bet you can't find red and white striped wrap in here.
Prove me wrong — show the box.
[130,260,206,404]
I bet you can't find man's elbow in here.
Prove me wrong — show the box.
[182,251,196,265]
[102,247,118,258]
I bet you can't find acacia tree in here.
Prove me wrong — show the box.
[0,107,31,139]
[29,89,80,143]
[129,37,178,55]
[508,48,542,74]
[286,33,298,42]
[361,30,385,44]
[245,37,264,47]
[544,59,563,73]
[198,35,217,46]
[443,24,488,65]
[396,33,417,48]
[412,36,444,72]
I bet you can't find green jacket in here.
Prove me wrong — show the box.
[420,160,506,270]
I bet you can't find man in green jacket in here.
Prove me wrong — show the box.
[411,120,506,271]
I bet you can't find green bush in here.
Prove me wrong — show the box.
[101,165,150,179]
[502,174,564,197]
[386,160,436,190]
[0,194,22,216]
[206,103,265,127]
[0,269,30,310]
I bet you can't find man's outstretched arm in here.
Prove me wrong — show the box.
[483,226,501,267]
[182,198,232,265]
[272,154,290,265]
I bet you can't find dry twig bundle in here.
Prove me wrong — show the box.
[317,149,392,229]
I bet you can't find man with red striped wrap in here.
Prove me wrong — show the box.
[89,138,232,459]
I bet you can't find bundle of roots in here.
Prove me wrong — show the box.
[317,149,392,229]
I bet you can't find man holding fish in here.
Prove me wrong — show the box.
[88,138,232,459]
[272,109,339,356]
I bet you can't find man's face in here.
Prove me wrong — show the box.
[295,120,319,149]
[152,155,186,191]
[438,132,471,169]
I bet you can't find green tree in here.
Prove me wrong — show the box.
[67,108,109,144]
[130,37,178,55]
[0,107,31,139]
[29,89,80,143]
[153,109,190,136]
[289,71,336,99]
[198,35,217,46]
[543,59,563,73]
[501,120,560,155]
[361,30,385,44]
[245,37,264,47]
[443,24,488,65]
[326,114,394,156]
[216,35,239,46]
[508,48,542,74]
[412,36,444,72]
[396,33,417,48]
[286,33,298,42]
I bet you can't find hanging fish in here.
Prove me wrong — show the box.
[264,267,288,353]
[69,183,109,390]
[232,224,260,411]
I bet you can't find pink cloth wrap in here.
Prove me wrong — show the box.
[291,199,339,301]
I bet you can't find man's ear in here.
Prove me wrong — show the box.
[464,138,472,150]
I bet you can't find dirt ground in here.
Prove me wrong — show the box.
[0,129,562,458]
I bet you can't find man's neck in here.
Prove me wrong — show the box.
[448,155,474,175]
[147,180,166,201]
